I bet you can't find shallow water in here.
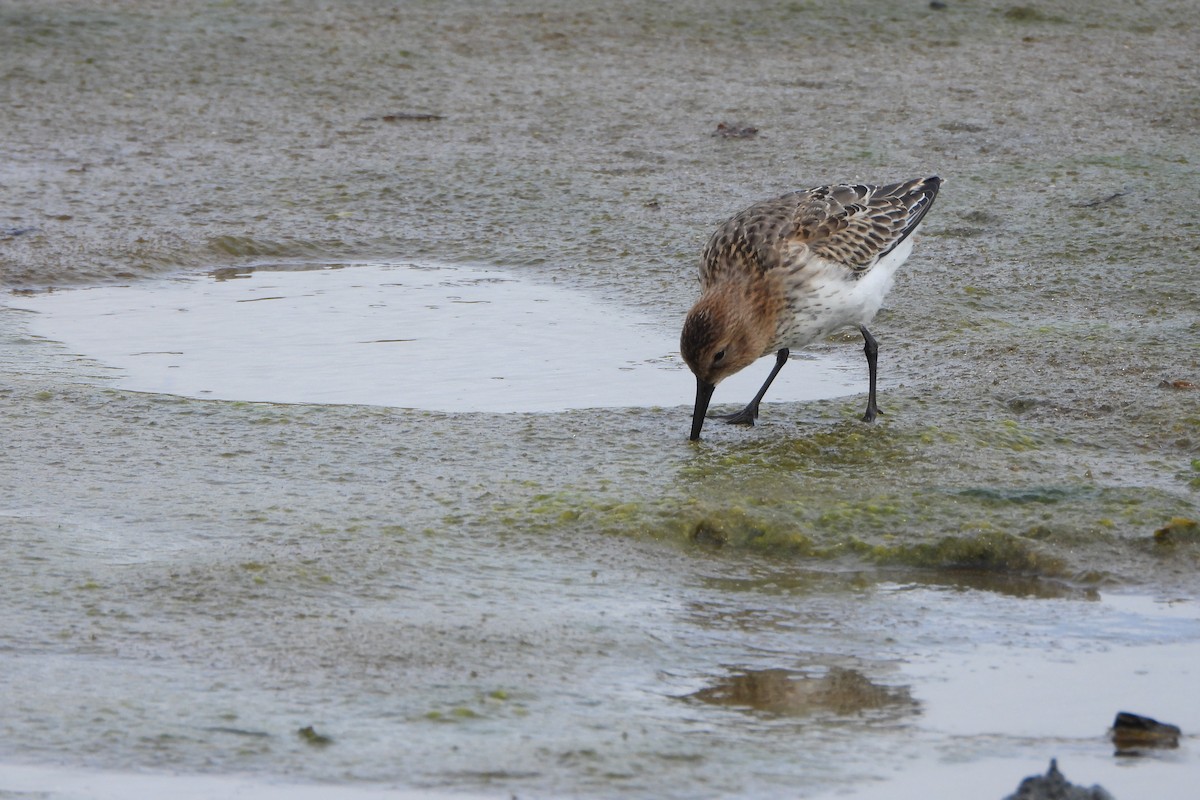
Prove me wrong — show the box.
[3,504,1200,799]
[3,1,1200,798]
[7,261,860,411]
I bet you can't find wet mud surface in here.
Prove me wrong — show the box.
[2,1,1199,797]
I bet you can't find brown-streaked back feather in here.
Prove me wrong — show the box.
[699,176,942,286]
[798,176,942,271]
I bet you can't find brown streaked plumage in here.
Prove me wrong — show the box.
[681,176,942,440]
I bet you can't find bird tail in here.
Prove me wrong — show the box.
[889,176,942,235]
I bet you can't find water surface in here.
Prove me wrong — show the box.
[7,261,861,411]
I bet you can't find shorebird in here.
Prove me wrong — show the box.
[680,176,942,440]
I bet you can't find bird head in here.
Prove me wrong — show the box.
[680,293,772,440]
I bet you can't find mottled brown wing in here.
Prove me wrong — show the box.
[698,177,941,286]
[796,177,942,271]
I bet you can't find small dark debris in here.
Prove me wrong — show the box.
[961,209,1001,224]
[1005,396,1045,413]
[203,725,271,738]
[930,1,947,9]
[712,122,759,139]
[1111,711,1181,754]
[939,120,986,133]
[1004,759,1114,800]
[929,226,986,239]
[1071,190,1128,209]
[1,226,39,239]
[370,112,444,122]
[1158,379,1197,390]
[297,725,333,747]
[211,267,254,281]
[644,199,661,210]
[1003,6,1062,23]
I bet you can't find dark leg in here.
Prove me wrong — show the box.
[716,348,790,426]
[860,325,880,422]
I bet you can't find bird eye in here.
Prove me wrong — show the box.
[713,349,726,364]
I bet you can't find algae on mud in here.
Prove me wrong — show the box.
[3,0,1200,797]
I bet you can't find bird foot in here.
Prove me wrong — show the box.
[714,405,759,426]
[861,405,882,423]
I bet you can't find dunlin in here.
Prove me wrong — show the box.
[681,176,942,440]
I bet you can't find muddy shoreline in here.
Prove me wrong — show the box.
[3,1,1199,797]
[3,0,1195,582]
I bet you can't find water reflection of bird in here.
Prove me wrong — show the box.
[680,176,942,440]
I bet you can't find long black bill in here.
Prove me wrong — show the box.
[689,379,716,441]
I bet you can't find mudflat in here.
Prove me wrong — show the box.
[2,2,1198,798]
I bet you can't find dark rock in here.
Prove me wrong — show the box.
[1003,759,1115,800]
[1111,711,1181,753]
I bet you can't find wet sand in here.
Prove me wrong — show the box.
[3,1,1199,797]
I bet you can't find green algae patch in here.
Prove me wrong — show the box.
[813,497,909,531]
[972,419,1043,452]
[483,410,1196,581]
[956,487,1073,506]
[685,508,817,555]
[496,491,646,534]
[421,707,479,723]
[496,489,832,555]
[861,531,1064,576]
[683,422,916,478]
[489,482,1130,572]
[297,725,333,747]
[1153,517,1200,545]
[422,691,527,725]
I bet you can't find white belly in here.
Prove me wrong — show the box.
[774,234,915,350]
